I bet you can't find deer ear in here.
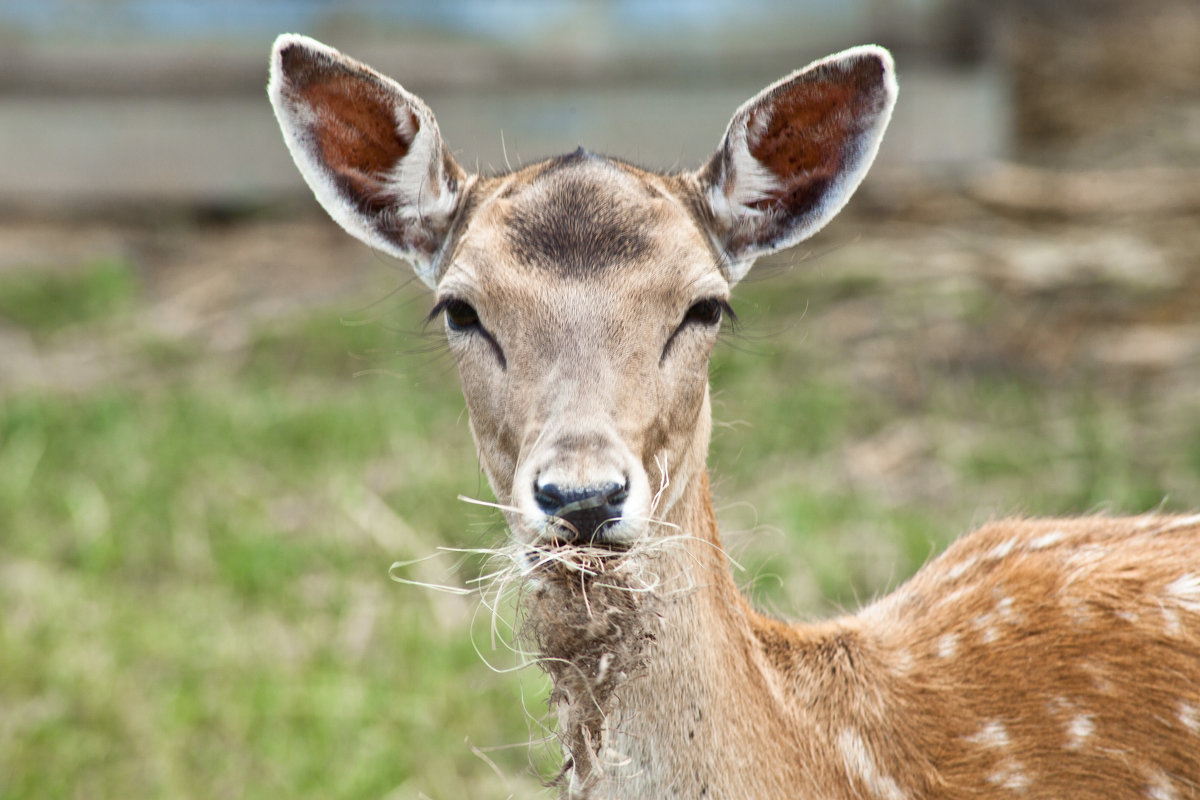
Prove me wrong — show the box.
[268,34,467,288]
[696,46,897,284]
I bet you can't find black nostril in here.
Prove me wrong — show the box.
[534,480,629,543]
[535,483,569,515]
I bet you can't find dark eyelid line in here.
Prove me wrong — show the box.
[660,296,735,365]
[428,296,508,370]
[428,296,480,330]
[425,297,453,327]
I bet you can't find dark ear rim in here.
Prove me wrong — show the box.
[267,33,467,289]
[696,45,897,284]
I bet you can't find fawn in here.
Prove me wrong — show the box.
[269,34,1200,799]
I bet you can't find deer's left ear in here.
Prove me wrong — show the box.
[268,34,467,288]
[696,46,897,284]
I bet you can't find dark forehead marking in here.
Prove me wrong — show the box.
[504,149,654,276]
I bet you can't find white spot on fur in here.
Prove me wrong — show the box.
[971,610,1002,643]
[1146,769,1178,800]
[967,720,1011,749]
[1046,696,1075,719]
[837,728,908,800]
[1028,530,1066,550]
[892,648,914,674]
[937,633,958,659]
[996,596,1016,621]
[1080,660,1115,694]
[1178,701,1200,734]
[938,586,974,610]
[1165,574,1200,612]
[966,597,1017,647]
[988,760,1030,792]
[945,555,979,582]
[1157,513,1200,533]
[1163,606,1183,637]
[1114,609,1138,624]
[1065,544,1108,572]
[986,538,1019,561]
[1066,714,1094,749]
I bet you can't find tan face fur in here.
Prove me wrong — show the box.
[440,156,727,545]
[268,34,896,551]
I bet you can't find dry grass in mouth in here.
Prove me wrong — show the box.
[503,516,753,795]
[391,513,691,794]
[410,501,690,796]
[521,554,665,797]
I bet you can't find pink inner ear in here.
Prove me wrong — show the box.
[746,61,882,211]
[296,72,416,203]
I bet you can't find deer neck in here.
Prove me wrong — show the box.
[531,465,820,798]
[605,471,808,796]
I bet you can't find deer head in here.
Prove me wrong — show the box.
[269,34,896,556]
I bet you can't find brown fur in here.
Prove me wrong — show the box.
[268,36,1200,800]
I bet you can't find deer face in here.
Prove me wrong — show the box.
[437,154,728,546]
[268,34,896,550]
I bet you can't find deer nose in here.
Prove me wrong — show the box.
[534,479,629,544]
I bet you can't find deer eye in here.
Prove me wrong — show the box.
[429,297,508,369]
[660,297,735,363]
[684,298,724,326]
[442,299,480,331]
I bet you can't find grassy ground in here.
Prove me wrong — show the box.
[1,208,1198,799]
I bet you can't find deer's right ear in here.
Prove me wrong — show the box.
[695,46,897,284]
[268,34,467,288]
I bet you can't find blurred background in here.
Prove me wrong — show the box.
[1,1,1198,797]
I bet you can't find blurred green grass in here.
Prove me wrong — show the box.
[0,260,549,799]
[0,259,138,340]
[1,248,1198,798]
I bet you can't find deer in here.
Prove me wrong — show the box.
[268,34,1200,799]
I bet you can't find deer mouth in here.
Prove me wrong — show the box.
[522,529,635,574]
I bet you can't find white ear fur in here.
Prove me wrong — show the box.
[268,34,465,289]
[701,45,898,284]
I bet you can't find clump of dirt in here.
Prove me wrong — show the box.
[520,555,664,798]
